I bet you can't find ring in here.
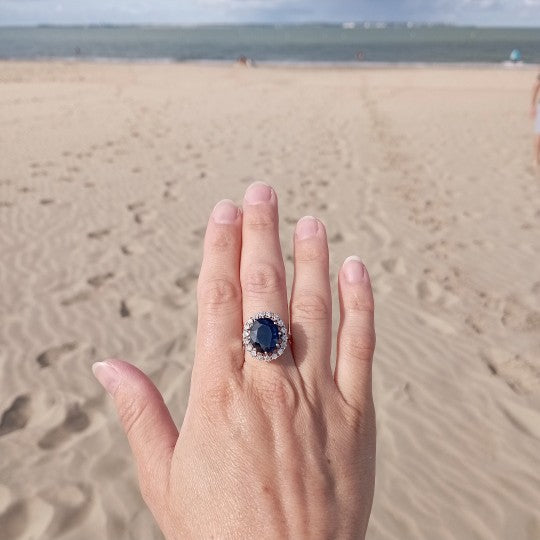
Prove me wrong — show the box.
[243,312,288,362]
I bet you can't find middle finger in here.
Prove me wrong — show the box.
[240,182,293,370]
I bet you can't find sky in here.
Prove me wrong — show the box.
[1,0,540,27]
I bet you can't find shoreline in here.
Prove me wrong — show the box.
[1,57,539,70]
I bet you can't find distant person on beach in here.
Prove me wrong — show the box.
[510,48,522,63]
[532,73,540,166]
[237,55,255,67]
[92,183,376,538]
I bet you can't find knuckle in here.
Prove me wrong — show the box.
[243,262,284,295]
[292,292,330,321]
[295,243,327,263]
[244,207,275,230]
[255,374,297,412]
[198,278,241,311]
[345,291,375,315]
[207,228,236,252]
[117,394,149,439]
[341,328,376,361]
[199,377,240,416]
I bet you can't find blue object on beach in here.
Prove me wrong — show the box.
[510,49,522,62]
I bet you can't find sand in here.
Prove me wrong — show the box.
[0,61,539,540]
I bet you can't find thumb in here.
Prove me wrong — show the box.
[92,359,179,503]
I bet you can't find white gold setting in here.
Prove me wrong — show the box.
[242,312,288,362]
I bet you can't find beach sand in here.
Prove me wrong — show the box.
[0,62,539,540]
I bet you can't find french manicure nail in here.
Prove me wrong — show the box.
[343,256,366,284]
[245,182,272,204]
[213,199,239,224]
[92,361,120,396]
[296,216,319,240]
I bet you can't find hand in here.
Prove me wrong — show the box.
[531,105,537,119]
[92,182,376,539]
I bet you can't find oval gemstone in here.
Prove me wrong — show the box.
[250,317,280,354]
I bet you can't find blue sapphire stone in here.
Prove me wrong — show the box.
[250,317,280,354]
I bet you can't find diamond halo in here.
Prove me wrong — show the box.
[243,312,288,362]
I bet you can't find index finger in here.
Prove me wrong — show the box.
[194,199,244,378]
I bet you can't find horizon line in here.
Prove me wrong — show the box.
[1,22,539,30]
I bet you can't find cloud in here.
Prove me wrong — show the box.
[1,0,540,25]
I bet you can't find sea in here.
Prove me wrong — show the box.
[0,25,539,65]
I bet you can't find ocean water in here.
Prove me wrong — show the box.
[0,25,539,64]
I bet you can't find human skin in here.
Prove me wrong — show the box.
[92,182,376,539]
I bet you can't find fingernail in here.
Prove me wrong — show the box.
[343,256,366,284]
[92,361,120,396]
[245,182,273,204]
[296,216,319,240]
[212,199,239,224]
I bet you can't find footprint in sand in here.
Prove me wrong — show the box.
[416,280,442,303]
[87,228,111,240]
[328,232,344,244]
[36,342,78,368]
[0,395,31,437]
[175,268,199,294]
[465,315,483,335]
[119,300,130,318]
[381,257,407,275]
[87,272,114,288]
[61,290,93,307]
[120,242,145,256]
[40,483,94,539]
[0,500,28,538]
[133,210,157,225]
[481,350,540,395]
[188,227,206,247]
[38,404,90,450]
[416,279,460,308]
[501,297,540,333]
[39,198,54,205]
[284,216,297,226]
[119,296,154,318]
